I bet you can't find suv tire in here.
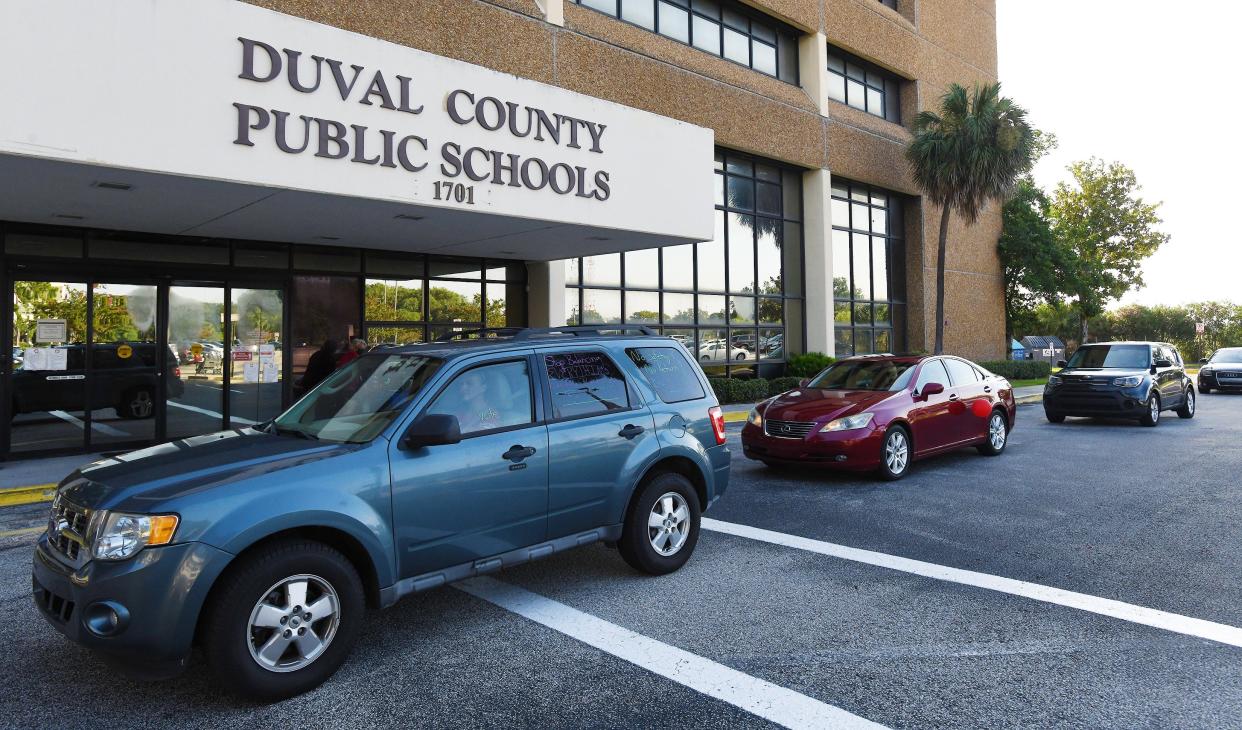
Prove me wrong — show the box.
[876,425,912,481]
[976,410,1009,456]
[1176,388,1196,419]
[1139,394,1161,427]
[1044,410,1066,424]
[618,472,701,575]
[203,539,365,701]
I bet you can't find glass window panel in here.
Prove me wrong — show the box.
[581,288,622,324]
[625,248,661,289]
[729,296,756,325]
[726,175,754,210]
[5,233,83,258]
[756,221,781,295]
[727,213,756,293]
[832,229,851,299]
[691,15,721,54]
[852,232,871,299]
[697,212,726,292]
[875,329,891,353]
[168,285,226,440]
[234,242,288,269]
[845,63,865,81]
[621,0,655,28]
[696,328,728,364]
[564,288,580,326]
[866,69,887,88]
[582,252,621,287]
[866,87,884,116]
[428,260,480,279]
[847,81,866,108]
[831,197,849,227]
[428,280,482,323]
[722,7,747,30]
[366,253,424,277]
[92,238,229,266]
[565,259,579,285]
[625,290,660,323]
[759,328,783,360]
[367,326,424,346]
[662,244,695,290]
[662,292,695,323]
[658,2,690,42]
[873,302,891,324]
[662,328,696,355]
[485,265,509,280]
[782,221,803,297]
[834,302,851,324]
[713,172,724,206]
[777,34,798,84]
[230,287,285,426]
[89,283,159,446]
[851,202,869,231]
[827,73,846,103]
[854,328,874,355]
[872,236,889,301]
[723,27,749,64]
[835,328,854,356]
[850,185,869,202]
[870,206,887,234]
[756,163,780,182]
[290,275,359,387]
[365,279,423,321]
[581,0,617,14]
[691,0,719,18]
[698,294,727,325]
[758,297,783,325]
[870,190,888,207]
[752,41,776,75]
[831,179,849,198]
[752,21,776,43]
[782,169,802,221]
[853,303,872,326]
[756,182,780,216]
[826,54,845,73]
[485,285,507,328]
[725,156,753,176]
[729,328,757,358]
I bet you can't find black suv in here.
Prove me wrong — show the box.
[1198,347,1242,393]
[1043,341,1195,427]
[13,343,184,419]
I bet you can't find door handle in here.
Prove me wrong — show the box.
[983,386,992,393]
[502,445,537,462]
[618,424,645,439]
[948,394,959,401]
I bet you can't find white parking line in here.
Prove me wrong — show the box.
[703,518,1242,649]
[49,410,128,437]
[166,401,256,425]
[457,576,886,730]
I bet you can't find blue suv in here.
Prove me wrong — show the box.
[32,327,730,700]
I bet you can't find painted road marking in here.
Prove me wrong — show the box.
[0,484,57,507]
[457,576,885,730]
[167,401,256,425]
[703,518,1242,650]
[0,526,45,538]
[49,410,128,437]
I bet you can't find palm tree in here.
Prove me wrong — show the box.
[906,82,1035,354]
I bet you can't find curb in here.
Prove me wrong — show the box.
[1015,394,1043,405]
[722,410,751,423]
[0,484,57,508]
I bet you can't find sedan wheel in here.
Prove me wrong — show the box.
[877,426,910,480]
[977,411,1008,456]
[1139,395,1161,427]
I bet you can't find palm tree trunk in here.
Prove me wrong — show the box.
[934,205,951,355]
[1080,313,1089,344]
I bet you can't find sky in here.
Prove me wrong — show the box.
[995,1,1242,309]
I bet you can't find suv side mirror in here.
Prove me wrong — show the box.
[1154,358,1173,369]
[1056,359,1068,369]
[1199,357,1209,364]
[402,414,461,449]
[917,382,944,400]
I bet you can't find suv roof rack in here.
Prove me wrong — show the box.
[434,325,660,342]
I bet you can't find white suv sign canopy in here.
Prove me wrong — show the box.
[0,0,715,259]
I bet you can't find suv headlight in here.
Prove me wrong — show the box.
[821,412,875,432]
[1201,366,1214,375]
[1112,375,1143,387]
[747,407,763,428]
[1046,375,1062,386]
[92,512,179,561]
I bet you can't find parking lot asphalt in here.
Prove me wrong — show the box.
[1,394,1240,728]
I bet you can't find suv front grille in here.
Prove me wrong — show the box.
[48,497,92,563]
[764,419,817,438]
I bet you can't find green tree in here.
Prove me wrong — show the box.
[906,82,1036,354]
[998,178,1070,340]
[1051,159,1169,343]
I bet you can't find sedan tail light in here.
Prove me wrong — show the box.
[708,406,727,445]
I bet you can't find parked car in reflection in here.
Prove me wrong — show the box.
[760,333,783,359]
[742,354,1016,480]
[12,343,184,419]
[698,339,749,362]
[1198,347,1242,393]
[1043,341,1195,426]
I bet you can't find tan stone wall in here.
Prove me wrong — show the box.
[243,0,1006,359]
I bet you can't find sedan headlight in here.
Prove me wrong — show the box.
[1112,375,1143,387]
[820,412,875,432]
[747,407,763,428]
[92,512,179,561]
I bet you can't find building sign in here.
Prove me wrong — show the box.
[0,1,715,245]
[35,319,66,344]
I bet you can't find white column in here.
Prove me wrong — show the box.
[798,32,830,116]
[802,168,835,357]
[526,260,567,328]
[536,0,565,27]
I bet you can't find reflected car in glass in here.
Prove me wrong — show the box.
[741,354,1017,480]
[12,343,185,419]
[1043,341,1195,426]
[1198,347,1242,393]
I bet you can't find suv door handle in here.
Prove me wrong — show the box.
[983,386,992,393]
[948,394,959,401]
[503,445,537,462]
[618,424,645,439]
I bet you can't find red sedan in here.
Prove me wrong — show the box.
[741,355,1017,480]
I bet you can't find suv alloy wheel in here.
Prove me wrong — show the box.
[1139,394,1161,427]
[618,472,701,575]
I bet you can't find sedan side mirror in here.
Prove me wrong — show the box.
[917,382,944,400]
[1056,359,1068,369]
[402,414,461,449]
[1200,357,1208,364]
[798,378,810,388]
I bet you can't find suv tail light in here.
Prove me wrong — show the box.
[708,406,727,445]
[174,366,181,377]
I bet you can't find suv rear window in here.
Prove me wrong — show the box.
[543,351,630,419]
[626,347,705,403]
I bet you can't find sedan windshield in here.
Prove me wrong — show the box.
[807,360,917,391]
[272,354,442,443]
[1209,348,1242,364]
[1066,345,1150,369]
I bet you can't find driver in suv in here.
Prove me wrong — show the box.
[1043,341,1195,426]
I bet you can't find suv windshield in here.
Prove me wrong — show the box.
[272,354,442,443]
[807,360,917,391]
[1066,345,1150,369]
[1209,348,1242,364]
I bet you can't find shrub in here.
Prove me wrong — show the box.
[767,376,804,396]
[978,359,1051,380]
[786,352,835,377]
[707,377,770,404]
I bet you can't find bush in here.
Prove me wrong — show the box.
[786,352,835,377]
[707,377,770,404]
[767,376,804,396]
[978,360,1051,380]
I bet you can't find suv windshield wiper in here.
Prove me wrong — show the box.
[271,424,318,440]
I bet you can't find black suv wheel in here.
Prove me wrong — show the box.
[618,472,701,575]
[1176,388,1196,419]
[203,539,364,701]
[1139,394,1161,427]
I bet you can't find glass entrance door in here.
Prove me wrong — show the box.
[10,281,90,453]
[228,287,284,426]
[166,285,226,440]
[88,283,159,447]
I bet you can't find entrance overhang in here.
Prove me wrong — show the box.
[0,0,715,261]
